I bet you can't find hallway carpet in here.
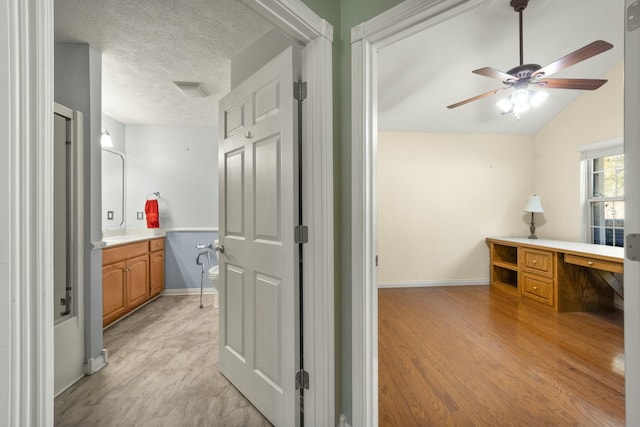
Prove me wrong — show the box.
[55,295,271,427]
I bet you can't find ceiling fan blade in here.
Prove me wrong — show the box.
[473,67,518,82]
[532,40,613,78]
[535,78,608,90]
[447,87,508,109]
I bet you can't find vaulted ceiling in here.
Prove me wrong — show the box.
[54,0,272,126]
[377,0,623,134]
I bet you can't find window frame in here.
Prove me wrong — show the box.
[580,138,624,246]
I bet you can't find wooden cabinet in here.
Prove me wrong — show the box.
[102,238,164,327]
[102,261,127,326]
[149,238,165,297]
[487,238,622,312]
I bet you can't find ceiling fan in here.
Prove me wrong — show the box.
[447,0,613,116]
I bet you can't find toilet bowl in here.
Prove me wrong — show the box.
[208,239,220,308]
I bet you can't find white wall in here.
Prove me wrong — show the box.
[533,61,624,241]
[377,132,534,285]
[125,125,218,229]
[102,114,126,153]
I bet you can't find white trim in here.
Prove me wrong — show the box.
[7,0,54,425]
[378,279,489,289]
[10,1,334,426]
[83,349,108,376]
[578,137,624,160]
[241,0,333,44]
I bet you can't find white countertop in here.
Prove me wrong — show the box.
[100,232,166,248]
[487,237,624,261]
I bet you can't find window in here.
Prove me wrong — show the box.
[581,140,624,247]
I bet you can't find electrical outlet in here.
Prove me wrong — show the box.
[137,211,144,220]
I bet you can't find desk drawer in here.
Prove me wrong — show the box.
[522,249,554,278]
[564,253,623,274]
[522,274,554,306]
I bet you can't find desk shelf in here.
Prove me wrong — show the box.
[489,242,519,293]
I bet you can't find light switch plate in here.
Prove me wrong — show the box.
[107,211,114,220]
[137,211,144,220]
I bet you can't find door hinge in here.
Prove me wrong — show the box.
[294,81,307,101]
[375,255,378,267]
[294,225,308,244]
[295,369,309,390]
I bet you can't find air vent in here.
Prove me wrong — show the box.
[172,81,210,98]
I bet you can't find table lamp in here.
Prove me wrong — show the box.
[524,195,544,239]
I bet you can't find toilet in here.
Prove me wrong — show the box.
[207,239,220,308]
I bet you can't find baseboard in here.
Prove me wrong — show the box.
[161,288,217,296]
[337,414,351,427]
[84,348,109,375]
[378,279,490,289]
[54,372,86,398]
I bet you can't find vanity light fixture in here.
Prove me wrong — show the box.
[523,194,544,239]
[101,127,114,148]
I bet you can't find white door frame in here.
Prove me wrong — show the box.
[350,0,640,426]
[4,0,334,425]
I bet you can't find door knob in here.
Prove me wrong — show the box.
[215,244,225,254]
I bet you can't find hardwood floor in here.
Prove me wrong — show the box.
[55,295,271,427]
[378,286,625,426]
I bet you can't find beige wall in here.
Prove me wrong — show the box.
[533,61,624,241]
[377,132,534,285]
[378,62,623,286]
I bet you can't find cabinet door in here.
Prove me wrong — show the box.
[149,251,164,297]
[127,254,149,310]
[103,261,127,327]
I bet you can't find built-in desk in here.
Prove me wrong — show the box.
[486,237,624,312]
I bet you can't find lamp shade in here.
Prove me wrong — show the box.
[523,195,544,213]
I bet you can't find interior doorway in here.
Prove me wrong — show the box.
[351,0,639,425]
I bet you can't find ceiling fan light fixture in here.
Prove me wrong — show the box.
[529,90,549,108]
[511,88,530,106]
[513,102,530,114]
[496,98,513,113]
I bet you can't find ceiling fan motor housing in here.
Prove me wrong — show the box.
[506,64,542,82]
[510,0,529,12]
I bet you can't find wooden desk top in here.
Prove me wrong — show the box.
[486,237,624,264]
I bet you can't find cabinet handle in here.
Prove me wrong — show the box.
[533,286,538,290]
[587,261,594,265]
[532,259,537,264]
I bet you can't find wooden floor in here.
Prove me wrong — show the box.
[378,286,625,427]
[55,295,271,427]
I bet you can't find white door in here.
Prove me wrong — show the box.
[53,104,85,396]
[218,46,301,426]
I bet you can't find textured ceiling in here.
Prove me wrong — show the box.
[378,0,624,134]
[54,0,273,126]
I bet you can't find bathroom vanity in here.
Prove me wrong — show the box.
[102,237,165,327]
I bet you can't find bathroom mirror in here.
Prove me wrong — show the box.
[102,148,126,230]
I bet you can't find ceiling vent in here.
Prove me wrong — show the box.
[172,81,211,98]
